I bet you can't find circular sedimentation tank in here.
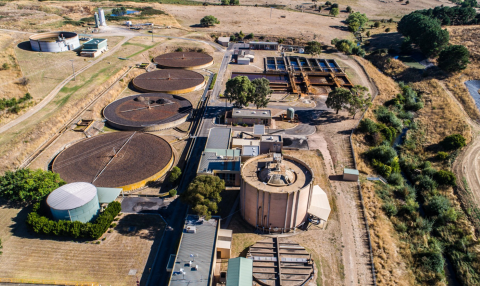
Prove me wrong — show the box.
[29,31,80,52]
[46,182,100,223]
[103,93,193,131]
[132,69,205,94]
[52,132,174,191]
[153,52,214,69]
[240,154,314,232]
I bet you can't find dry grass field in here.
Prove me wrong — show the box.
[0,203,165,285]
[190,0,453,20]
[161,4,351,43]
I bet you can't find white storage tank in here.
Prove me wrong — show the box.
[29,31,80,53]
[46,182,100,223]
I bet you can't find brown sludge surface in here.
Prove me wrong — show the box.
[52,132,172,187]
[132,69,204,93]
[153,52,213,68]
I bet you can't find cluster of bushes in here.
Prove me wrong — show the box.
[111,7,127,16]
[138,7,166,16]
[331,38,366,57]
[26,201,122,240]
[398,9,471,72]
[221,0,239,5]
[0,93,33,114]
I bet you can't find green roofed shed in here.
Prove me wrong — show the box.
[226,257,253,286]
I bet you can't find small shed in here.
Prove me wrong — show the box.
[343,168,359,181]
[218,37,230,47]
[217,228,233,259]
[226,257,253,286]
[237,56,250,65]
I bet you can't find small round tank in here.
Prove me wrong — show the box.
[287,108,295,120]
[47,182,100,223]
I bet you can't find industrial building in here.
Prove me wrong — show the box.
[218,37,230,47]
[248,41,279,50]
[29,32,80,52]
[247,238,314,286]
[132,70,205,94]
[226,109,272,126]
[80,38,108,57]
[46,182,121,223]
[153,52,214,70]
[197,128,241,186]
[233,49,254,65]
[52,132,174,191]
[103,93,192,131]
[240,153,314,232]
[169,215,232,286]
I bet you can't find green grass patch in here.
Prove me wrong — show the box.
[397,55,426,70]
[209,73,217,90]
[125,42,159,59]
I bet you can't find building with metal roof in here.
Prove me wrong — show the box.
[343,168,359,181]
[248,41,279,50]
[307,185,331,228]
[226,257,253,286]
[197,149,241,186]
[226,109,272,126]
[46,182,121,223]
[206,128,232,150]
[80,38,107,57]
[169,215,225,286]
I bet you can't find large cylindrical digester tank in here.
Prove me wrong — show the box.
[29,31,80,52]
[240,154,314,232]
[46,182,100,223]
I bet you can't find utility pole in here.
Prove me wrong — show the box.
[69,59,76,81]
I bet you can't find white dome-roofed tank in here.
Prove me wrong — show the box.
[47,182,100,223]
[29,31,80,53]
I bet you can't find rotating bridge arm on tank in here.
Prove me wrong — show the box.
[92,132,136,184]
[120,102,174,113]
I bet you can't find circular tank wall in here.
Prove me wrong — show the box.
[132,69,205,94]
[153,52,214,70]
[29,31,80,52]
[47,182,100,223]
[240,154,314,232]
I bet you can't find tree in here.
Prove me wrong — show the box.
[245,33,254,39]
[169,189,177,197]
[331,3,339,8]
[251,78,271,109]
[346,12,368,32]
[169,166,182,183]
[181,175,225,220]
[326,87,352,114]
[367,145,397,165]
[366,31,371,37]
[200,15,220,27]
[230,0,239,5]
[374,21,380,28]
[238,30,245,39]
[440,134,466,150]
[433,170,456,186]
[330,7,339,16]
[438,45,470,72]
[325,1,332,5]
[425,195,450,216]
[305,41,322,56]
[346,6,352,13]
[0,169,65,204]
[347,85,371,118]
[224,76,255,107]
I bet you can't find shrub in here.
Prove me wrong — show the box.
[325,1,332,5]
[433,170,456,186]
[383,202,398,217]
[175,47,183,52]
[395,221,408,232]
[372,159,392,177]
[440,134,466,150]
[436,151,449,161]
[374,21,380,28]
[425,195,450,216]
[381,126,396,142]
[26,201,121,240]
[358,118,377,133]
[330,7,339,16]
[367,145,397,165]
[169,189,177,197]
[331,3,339,8]
[421,252,444,273]
[417,176,437,192]
[2,63,9,70]
[169,166,182,183]
[346,6,352,13]
[438,45,470,72]
[388,172,404,186]
[375,106,402,130]
[200,15,220,27]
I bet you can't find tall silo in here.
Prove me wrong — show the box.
[98,8,107,26]
[94,12,100,28]
[46,182,100,223]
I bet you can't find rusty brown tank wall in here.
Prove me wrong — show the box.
[240,154,314,232]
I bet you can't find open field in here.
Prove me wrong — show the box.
[161,5,351,43]
[0,203,165,285]
[189,0,454,20]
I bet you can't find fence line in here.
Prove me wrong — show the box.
[0,278,98,286]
